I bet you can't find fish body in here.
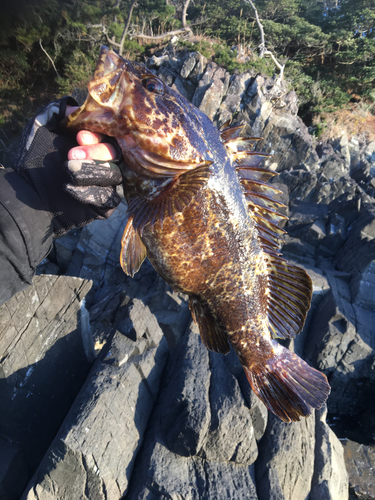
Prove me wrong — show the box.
[66,46,330,422]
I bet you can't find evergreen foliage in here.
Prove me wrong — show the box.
[0,0,373,127]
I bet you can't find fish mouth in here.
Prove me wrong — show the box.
[66,45,210,170]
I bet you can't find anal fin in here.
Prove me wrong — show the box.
[120,216,147,277]
[189,297,230,355]
[243,341,330,422]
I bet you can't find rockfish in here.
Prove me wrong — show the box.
[66,46,330,422]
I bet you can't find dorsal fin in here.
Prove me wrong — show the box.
[127,165,211,235]
[220,124,245,142]
[224,137,261,153]
[263,254,313,339]
[232,151,311,340]
[232,150,272,163]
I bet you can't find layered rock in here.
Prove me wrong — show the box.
[4,47,375,498]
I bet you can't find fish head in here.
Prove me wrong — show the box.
[66,45,214,167]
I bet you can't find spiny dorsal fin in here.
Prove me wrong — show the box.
[127,165,211,235]
[224,137,261,153]
[264,255,313,339]
[189,297,230,355]
[120,216,147,277]
[234,155,310,340]
[232,150,272,163]
[220,124,245,142]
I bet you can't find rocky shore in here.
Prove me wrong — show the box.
[1,48,374,499]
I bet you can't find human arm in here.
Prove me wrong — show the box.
[0,98,122,306]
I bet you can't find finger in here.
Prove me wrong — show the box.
[77,130,104,146]
[67,143,118,161]
[65,105,79,116]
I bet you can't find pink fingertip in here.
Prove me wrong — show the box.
[69,148,86,160]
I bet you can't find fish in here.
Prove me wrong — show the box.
[66,45,330,422]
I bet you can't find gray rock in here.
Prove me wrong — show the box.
[342,439,375,500]
[125,323,259,499]
[0,437,28,500]
[157,65,176,87]
[257,113,319,172]
[310,406,349,500]
[23,300,169,499]
[172,74,196,102]
[321,155,349,181]
[160,321,212,457]
[238,372,268,441]
[335,201,375,310]
[0,275,92,495]
[180,51,200,79]
[217,72,254,127]
[305,287,357,374]
[192,62,230,121]
[255,413,316,500]
[201,352,258,465]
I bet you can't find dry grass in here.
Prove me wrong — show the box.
[313,103,375,143]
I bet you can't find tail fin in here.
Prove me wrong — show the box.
[243,342,330,422]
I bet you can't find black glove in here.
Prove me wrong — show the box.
[13,96,123,237]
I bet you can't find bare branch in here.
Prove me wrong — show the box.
[132,27,192,41]
[243,0,285,82]
[182,0,191,29]
[39,39,61,78]
[245,0,265,56]
[119,0,138,56]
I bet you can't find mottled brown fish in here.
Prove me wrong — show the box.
[66,45,330,422]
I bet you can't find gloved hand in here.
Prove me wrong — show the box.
[13,96,123,237]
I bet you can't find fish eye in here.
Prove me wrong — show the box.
[142,77,164,95]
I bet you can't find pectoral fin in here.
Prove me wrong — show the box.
[127,165,211,235]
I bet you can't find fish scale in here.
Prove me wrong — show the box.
[66,45,330,422]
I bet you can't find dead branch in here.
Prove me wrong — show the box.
[119,0,138,56]
[244,0,285,81]
[132,27,192,41]
[39,39,61,78]
[182,0,191,29]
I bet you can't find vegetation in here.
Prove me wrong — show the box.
[0,0,374,139]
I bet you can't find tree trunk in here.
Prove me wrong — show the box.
[119,0,137,56]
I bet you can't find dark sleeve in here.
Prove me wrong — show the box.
[0,168,53,306]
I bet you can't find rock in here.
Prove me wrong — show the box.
[157,65,176,86]
[0,437,28,500]
[238,371,268,441]
[321,155,349,181]
[255,413,316,500]
[305,286,357,375]
[310,406,349,500]
[342,439,375,500]
[125,322,259,499]
[217,71,254,127]
[335,201,375,310]
[172,74,196,101]
[192,62,231,121]
[53,228,82,272]
[0,275,92,495]
[180,51,202,79]
[23,300,169,499]
[202,352,258,465]
[257,113,319,172]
